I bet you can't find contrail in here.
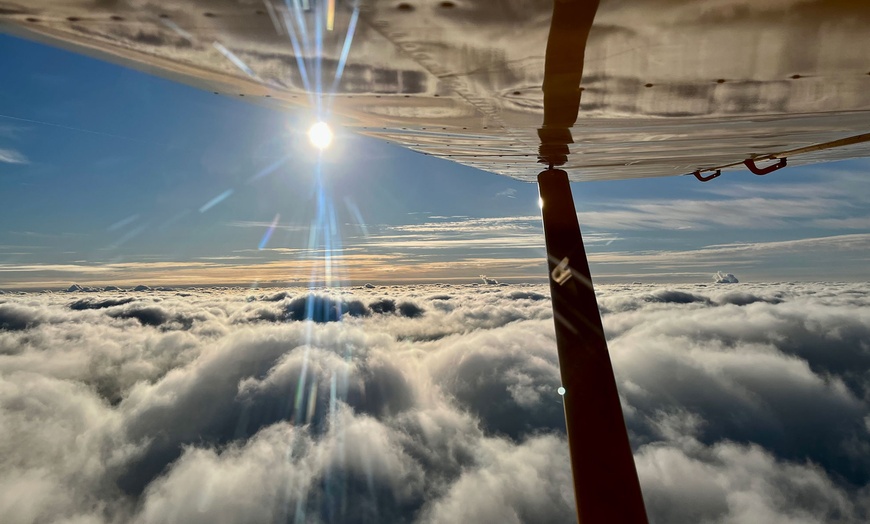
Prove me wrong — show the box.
[0,112,151,143]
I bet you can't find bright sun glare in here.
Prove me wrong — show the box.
[308,122,333,150]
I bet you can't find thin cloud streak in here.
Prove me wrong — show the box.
[0,256,547,289]
[227,220,310,232]
[578,196,841,231]
[589,233,870,267]
[387,216,542,234]
[0,148,28,164]
[577,174,870,232]
[1,233,868,288]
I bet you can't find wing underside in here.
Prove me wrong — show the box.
[2,0,869,181]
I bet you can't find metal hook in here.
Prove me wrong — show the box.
[743,157,787,176]
[693,169,721,182]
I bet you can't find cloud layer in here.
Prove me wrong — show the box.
[1,282,868,523]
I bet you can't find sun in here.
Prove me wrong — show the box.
[308,122,333,150]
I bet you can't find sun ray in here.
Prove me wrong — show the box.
[330,6,360,97]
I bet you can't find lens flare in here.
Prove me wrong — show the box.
[308,122,333,150]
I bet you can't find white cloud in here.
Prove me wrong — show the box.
[419,435,575,524]
[0,282,868,523]
[636,439,858,524]
[714,271,739,283]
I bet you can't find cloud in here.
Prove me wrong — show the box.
[69,297,136,310]
[577,196,836,231]
[813,216,870,229]
[636,438,860,524]
[714,271,739,284]
[0,282,868,523]
[418,435,575,523]
[0,255,550,289]
[360,216,619,252]
[108,305,176,327]
[0,148,28,165]
[225,220,309,232]
[586,233,870,281]
[17,230,865,289]
[281,294,370,322]
[577,177,870,233]
[245,294,427,323]
[0,303,43,331]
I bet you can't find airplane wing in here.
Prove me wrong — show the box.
[1,0,869,182]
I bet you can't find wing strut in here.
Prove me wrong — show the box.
[538,167,649,523]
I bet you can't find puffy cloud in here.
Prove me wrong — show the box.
[0,282,868,523]
[425,323,564,440]
[0,303,43,331]
[715,272,739,284]
[69,297,136,310]
[0,372,135,523]
[134,411,426,524]
[636,438,859,524]
[419,435,575,524]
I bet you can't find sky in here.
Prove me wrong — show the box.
[1,32,869,289]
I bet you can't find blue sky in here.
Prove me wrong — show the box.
[0,33,868,289]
